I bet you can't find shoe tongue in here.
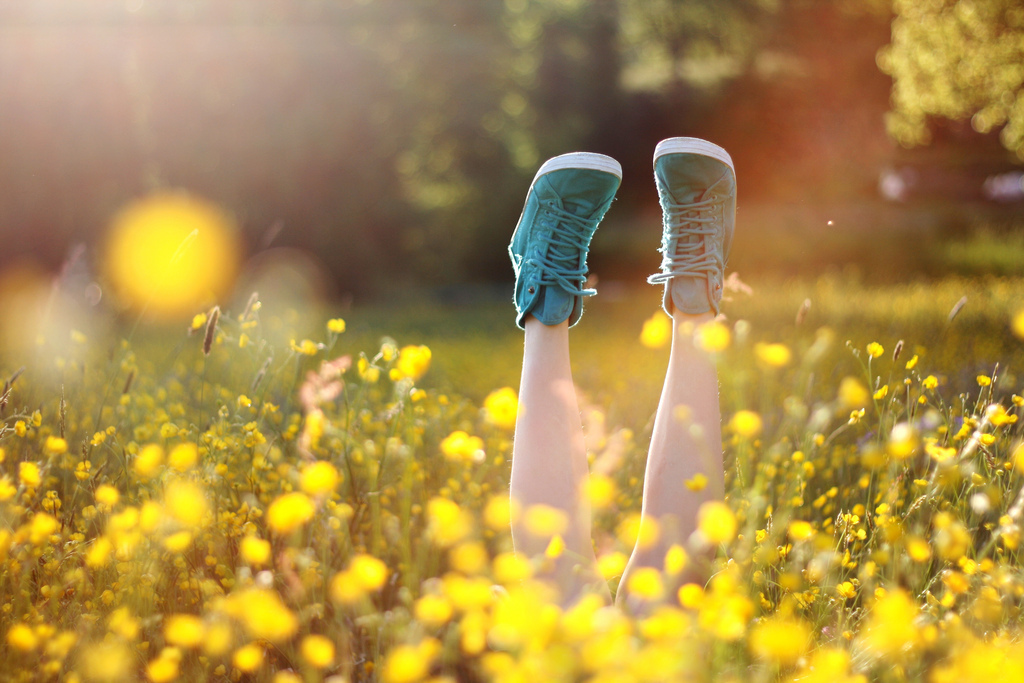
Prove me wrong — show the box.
[560,196,595,216]
[543,170,616,220]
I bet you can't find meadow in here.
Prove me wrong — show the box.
[2,272,1024,682]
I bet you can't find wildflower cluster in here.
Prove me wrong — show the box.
[0,289,1023,683]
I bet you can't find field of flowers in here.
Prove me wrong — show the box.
[2,273,1024,683]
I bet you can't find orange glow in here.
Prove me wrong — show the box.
[103,191,239,318]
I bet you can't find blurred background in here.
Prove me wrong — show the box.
[1,0,1023,318]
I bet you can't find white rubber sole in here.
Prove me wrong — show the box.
[532,152,622,184]
[654,137,734,173]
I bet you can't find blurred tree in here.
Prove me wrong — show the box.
[617,0,771,94]
[879,0,1024,159]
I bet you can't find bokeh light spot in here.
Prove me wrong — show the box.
[103,191,240,318]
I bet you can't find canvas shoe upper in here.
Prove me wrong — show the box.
[509,152,621,329]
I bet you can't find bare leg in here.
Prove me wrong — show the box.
[618,310,724,606]
[510,316,609,604]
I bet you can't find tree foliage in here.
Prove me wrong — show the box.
[880,0,1024,158]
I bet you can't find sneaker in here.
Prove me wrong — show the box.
[509,152,621,329]
[647,137,736,316]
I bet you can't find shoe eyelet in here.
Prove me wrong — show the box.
[528,286,535,294]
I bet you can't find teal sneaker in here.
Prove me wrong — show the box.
[647,137,736,316]
[509,152,621,329]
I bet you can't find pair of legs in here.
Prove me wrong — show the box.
[511,312,723,605]
[506,138,735,606]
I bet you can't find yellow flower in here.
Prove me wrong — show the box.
[544,534,565,558]
[86,537,113,568]
[75,460,92,480]
[28,512,59,545]
[91,485,119,508]
[905,535,932,563]
[451,541,488,574]
[523,504,568,538]
[164,614,205,648]
[224,589,298,643]
[697,501,737,544]
[698,579,752,640]
[381,640,439,683]
[836,581,857,599]
[729,410,763,438]
[597,552,628,581]
[300,634,335,669]
[678,583,705,609]
[146,648,181,683]
[905,354,919,369]
[857,588,922,657]
[1013,309,1024,339]
[300,461,340,496]
[873,384,888,400]
[754,342,792,367]
[19,461,41,488]
[838,377,870,409]
[358,356,381,383]
[167,443,198,472]
[749,614,811,666]
[664,544,689,575]
[134,444,164,479]
[163,530,192,553]
[866,342,884,358]
[394,345,432,381]
[617,513,660,550]
[190,312,207,330]
[240,535,271,566]
[329,571,364,605]
[290,339,320,356]
[327,318,346,334]
[640,310,672,348]
[977,374,992,387]
[78,640,133,682]
[232,643,264,673]
[788,520,815,541]
[103,191,240,317]
[695,320,731,353]
[427,497,472,546]
[415,594,454,627]
[0,477,14,501]
[585,473,616,508]
[684,472,708,491]
[926,440,957,463]
[164,480,209,527]
[440,430,484,463]
[7,623,38,651]
[349,553,389,591]
[626,567,665,601]
[483,496,519,531]
[922,375,939,390]
[44,436,67,455]
[888,422,919,460]
[483,387,519,430]
[266,492,316,534]
[493,552,533,584]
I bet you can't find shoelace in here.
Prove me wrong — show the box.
[646,192,723,286]
[528,201,601,297]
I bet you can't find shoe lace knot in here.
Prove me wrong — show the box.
[647,189,725,287]
[528,200,601,297]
